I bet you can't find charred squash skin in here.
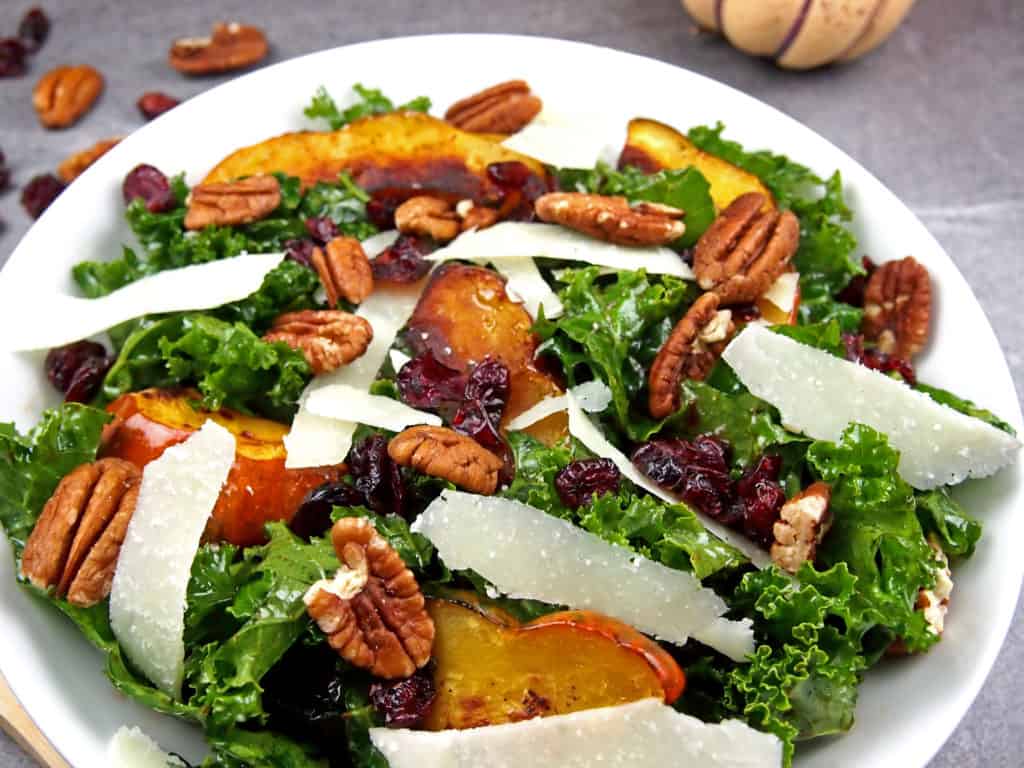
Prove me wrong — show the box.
[101,389,341,546]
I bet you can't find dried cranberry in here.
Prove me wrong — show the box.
[17,8,50,54]
[396,353,467,414]
[486,161,548,220]
[366,193,403,230]
[631,435,733,519]
[841,332,916,385]
[372,235,434,283]
[369,668,437,728]
[731,303,762,323]
[733,455,785,546]
[284,238,317,268]
[452,360,514,485]
[348,434,406,515]
[136,91,180,121]
[123,164,176,213]
[291,481,363,540]
[678,247,694,267]
[0,149,10,193]
[20,173,64,218]
[555,458,621,509]
[305,216,338,244]
[836,256,877,307]
[44,340,110,403]
[0,38,28,78]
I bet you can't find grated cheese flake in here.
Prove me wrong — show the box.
[108,726,186,768]
[304,383,441,431]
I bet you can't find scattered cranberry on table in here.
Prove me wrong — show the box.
[0,38,28,78]
[20,173,64,218]
[17,7,50,54]
[136,91,180,121]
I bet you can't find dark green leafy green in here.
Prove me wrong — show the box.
[303,84,431,130]
[501,431,574,517]
[555,162,715,246]
[103,313,311,418]
[298,173,378,242]
[915,487,982,559]
[185,543,252,647]
[0,404,109,557]
[340,688,389,768]
[212,260,321,333]
[536,266,696,439]
[204,728,328,768]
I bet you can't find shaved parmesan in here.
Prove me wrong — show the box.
[501,109,624,169]
[427,222,693,279]
[389,348,412,373]
[109,421,234,698]
[505,380,612,430]
[108,726,185,768]
[565,391,773,568]
[489,257,563,319]
[304,383,441,431]
[361,229,400,256]
[413,490,753,661]
[284,279,426,468]
[372,698,781,768]
[722,325,1021,489]
[1,251,283,352]
[762,272,799,313]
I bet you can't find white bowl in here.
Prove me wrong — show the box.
[0,34,1021,768]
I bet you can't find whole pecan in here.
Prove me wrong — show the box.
[32,65,104,129]
[311,236,375,306]
[455,199,500,232]
[388,425,503,495]
[770,482,832,574]
[394,196,461,242]
[444,80,542,134]
[57,137,121,183]
[648,293,733,419]
[534,192,686,247]
[305,517,434,679]
[169,22,268,75]
[184,175,280,230]
[20,458,140,607]
[264,309,373,375]
[693,192,800,305]
[862,256,931,359]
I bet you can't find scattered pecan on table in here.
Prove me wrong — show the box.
[534,192,686,247]
[57,137,121,183]
[169,22,268,75]
[311,236,375,306]
[444,79,542,134]
[21,458,141,607]
[305,517,435,679]
[32,64,104,128]
[388,425,504,495]
[647,292,734,419]
[861,255,931,359]
[184,174,280,230]
[264,309,373,375]
[693,192,799,305]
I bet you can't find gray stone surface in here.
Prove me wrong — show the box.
[0,0,1021,765]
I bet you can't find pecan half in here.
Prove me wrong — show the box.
[20,458,140,607]
[444,80,542,134]
[388,425,503,495]
[305,517,434,678]
[694,192,800,305]
[264,309,373,375]
[394,196,461,242]
[455,199,500,232]
[770,482,832,574]
[312,236,374,306]
[648,293,733,419]
[534,192,685,247]
[184,175,280,230]
[862,256,931,359]
[169,22,268,75]
[32,65,104,129]
[57,137,121,183]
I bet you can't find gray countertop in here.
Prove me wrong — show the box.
[1,0,1021,765]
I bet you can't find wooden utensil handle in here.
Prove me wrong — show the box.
[0,675,69,768]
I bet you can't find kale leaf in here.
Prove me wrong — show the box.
[914,487,982,559]
[304,84,431,130]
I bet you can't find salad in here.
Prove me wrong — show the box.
[0,79,1020,768]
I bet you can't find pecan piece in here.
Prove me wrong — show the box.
[394,196,461,242]
[57,137,121,183]
[534,192,685,247]
[694,192,800,305]
[455,199,500,232]
[770,482,832,574]
[184,175,280,230]
[20,458,140,607]
[32,65,104,129]
[388,426,503,495]
[862,256,931,359]
[648,293,733,419]
[311,236,375,306]
[264,309,373,375]
[889,537,954,655]
[305,517,434,678]
[444,80,542,134]
[169,22,268,75]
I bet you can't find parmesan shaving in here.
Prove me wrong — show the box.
[304,383,441,431]
[1,251,284,352]
[501,108,624,169]
[506,380,612,431]
[489,257,563,319]
[108,726,186,768]
[762,272,799,313]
